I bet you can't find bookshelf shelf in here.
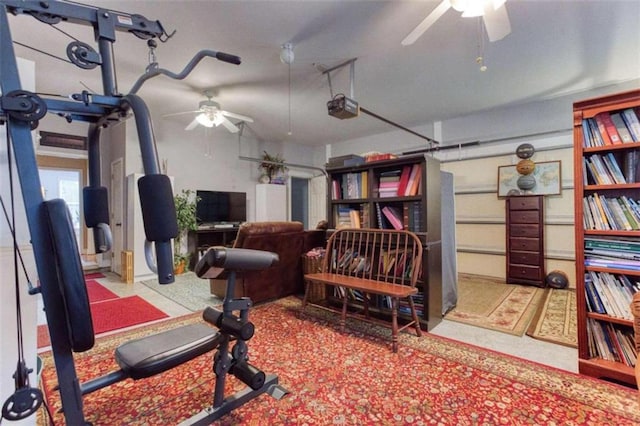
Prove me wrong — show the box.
[325,154,442,329]
[586,312,633,327]
[574,88,640,386]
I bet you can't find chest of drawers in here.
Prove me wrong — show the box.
[506,195,545,287]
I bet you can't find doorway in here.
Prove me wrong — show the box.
[289,174,327,230]
[37,155,90,264]
[290,176,308,228]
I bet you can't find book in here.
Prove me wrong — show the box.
[621,108,640,141]
[610,112,634,143]
[375,202,388,229]
[584,275,606,314]
[396,166,412,196]
[594,113,614,145]
[595,112,622,144]
[587,118,605,146]
[381,205,403,230]
[585,237,640,252]
[408,164,422,196]
[603,153,626,184]
[623,150,638,183]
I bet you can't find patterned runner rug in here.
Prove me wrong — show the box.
[526,288,578,348]
[37,296,639,425]
[444,274,545,335]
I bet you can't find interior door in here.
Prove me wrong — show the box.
[309,174,327,228]
[111,158,123,275]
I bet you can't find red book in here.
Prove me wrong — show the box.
[406,164,422,196]
[381,206,403,230]
[595,112,622,144]
[396,166,412,196]
[404,164,419,196]
[593,113,613,145]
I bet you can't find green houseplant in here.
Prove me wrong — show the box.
[173,189,199,273]
[259,150,288,183]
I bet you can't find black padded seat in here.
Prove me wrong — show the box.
[115,323,221,380]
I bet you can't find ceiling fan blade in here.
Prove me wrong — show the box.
[483,2,511,42]
[220,116,240,133]
[185,118,199,131]
[220,110,254,123]
[401,0,452,46]
[163,110,202,118]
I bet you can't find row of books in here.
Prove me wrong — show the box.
[582,193,640,231]
[377,163,422,198]
[375,201,423,232]
[584,270,637,320]
[332,289,423,317]
[335,206,370,229]
[331,171,368,200]
[587,318,636,367]
[581,108,640,148]
[583,151,639,185]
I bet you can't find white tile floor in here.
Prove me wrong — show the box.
[38,270,578,373]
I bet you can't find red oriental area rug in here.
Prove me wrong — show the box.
[37,297,639,425]
[38,281,167,348]
[85,279,119,303]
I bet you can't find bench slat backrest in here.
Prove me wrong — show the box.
[322,228,423,288]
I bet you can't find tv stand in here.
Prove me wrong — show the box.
[187,228,239,271]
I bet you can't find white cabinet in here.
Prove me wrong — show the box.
[255,184,287,221]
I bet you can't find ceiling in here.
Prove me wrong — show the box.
[4,0,640,146]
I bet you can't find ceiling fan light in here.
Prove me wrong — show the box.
[461,0,485,17]
[450,0,468,12]
[212,113,225,127]
[492,0,506,10]
[196,113,214,127]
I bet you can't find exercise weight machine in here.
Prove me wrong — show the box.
[0,1,286,423]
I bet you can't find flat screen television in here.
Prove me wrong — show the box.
[196,190,247,225]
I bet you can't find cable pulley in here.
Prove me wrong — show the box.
[31,12,61,25]
[2,90,47,128]
[66,41,100,69]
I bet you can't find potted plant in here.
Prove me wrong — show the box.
[259,150,288,183]
[173,189,199,273]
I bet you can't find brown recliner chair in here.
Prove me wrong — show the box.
[209,221,325,304]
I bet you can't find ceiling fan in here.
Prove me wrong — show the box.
[169,95,253,134]
[402,0,511,46]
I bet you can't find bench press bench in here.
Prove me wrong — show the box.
[301,228,423,352]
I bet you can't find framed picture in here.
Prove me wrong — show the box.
[497,160,562,197]
[39,131,87,150]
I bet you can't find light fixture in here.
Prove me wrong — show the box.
[451,0,505,18]
[280,43,294,65]
[196,113,215,127]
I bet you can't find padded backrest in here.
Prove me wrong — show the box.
[44,199,95,352]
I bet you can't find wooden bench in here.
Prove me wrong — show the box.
[302,228,423,352]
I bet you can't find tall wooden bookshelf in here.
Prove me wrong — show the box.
[573,89,640,386]
[326,154,442,330]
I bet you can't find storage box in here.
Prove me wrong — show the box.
[302,254,325,302]
[121,250,133,284]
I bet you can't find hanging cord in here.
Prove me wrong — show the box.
[6,127,26,376]
[287,62,292,136]
[0,127,50,425]
[0,195,36,294]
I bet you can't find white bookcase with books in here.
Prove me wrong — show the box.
[573,89,640,386]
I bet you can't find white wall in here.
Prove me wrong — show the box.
[1,57,39,425]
